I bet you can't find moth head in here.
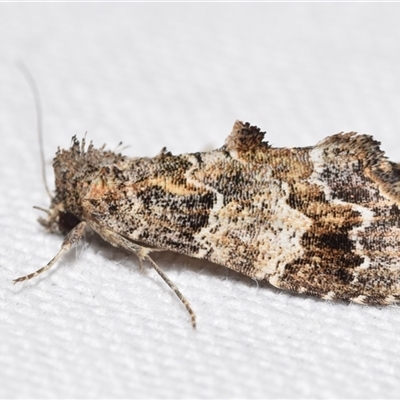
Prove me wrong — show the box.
[38,137,103,233]
[39,136,126,234]
[38,205,81,234]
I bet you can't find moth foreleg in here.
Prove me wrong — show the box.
[14,221,86,283]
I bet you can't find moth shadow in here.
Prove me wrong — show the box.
[86,233,284,296]
[16,232,388,310]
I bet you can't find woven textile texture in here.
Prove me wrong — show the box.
[1,3,400,399]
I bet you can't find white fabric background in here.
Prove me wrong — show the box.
[2,3,400,399]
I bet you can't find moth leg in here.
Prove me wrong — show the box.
[102,230,196,328]
[14,221,86,283]
[137,255,145,273]
[145,255,196,329]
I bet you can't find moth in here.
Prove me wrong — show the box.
[15,120,400,327]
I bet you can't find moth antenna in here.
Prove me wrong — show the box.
[145,255,197,329]
[17,61,52,199]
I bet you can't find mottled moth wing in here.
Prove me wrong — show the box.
[81,121,400,304]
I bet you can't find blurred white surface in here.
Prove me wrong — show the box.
[1,3,400,399]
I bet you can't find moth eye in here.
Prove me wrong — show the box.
[58,211,81,234]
